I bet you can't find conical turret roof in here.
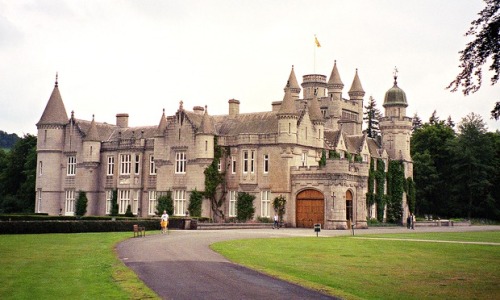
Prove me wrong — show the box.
[199,106,215,134]
[37,75,68,126]
[84,115,100,141]
[278,85,298,116]
[155,109,168,136]
[285,66,301,94]
[308,93,323,122]
[348,69,365,94]
[327,60,344,88]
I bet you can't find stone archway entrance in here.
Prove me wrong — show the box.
[296,189,324,228]
[346,190,353,229]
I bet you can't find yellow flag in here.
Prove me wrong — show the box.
[315,35,321,47]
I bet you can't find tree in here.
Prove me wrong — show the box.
[75,191,88,217]
[110,190,119,216]
[446,116,456,129]
[429,110,441,125]
[363,96,382,138]
[188,189,203,217]
[236,192,255,221]
[412,113,423,132]
[125,204,134,217]
[156,192,174,216]
[272,195,287,223]
[448,113,495,219]
[447,0,499,119]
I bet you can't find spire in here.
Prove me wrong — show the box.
[285,65,301,95]
[308,90,323,122]
[348,68,365,98]
[84,115,100,141]
[37,73,68,126]
[327,60,344,89]
[199,105,215,135]
[278,84,298,116]
[155,108,168,136]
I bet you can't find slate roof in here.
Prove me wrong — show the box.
[348,69,365,94]
[37,84,68,126]
[213,111,279,136]
[327,61,344,88]
[75,119,156,142]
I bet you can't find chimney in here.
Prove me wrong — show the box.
[116,113,129,128]
[193,106,204,115]
[272,101,282,112]
[228,99,240,118]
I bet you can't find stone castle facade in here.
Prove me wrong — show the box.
[35,62,412,229]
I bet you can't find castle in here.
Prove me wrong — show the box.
[35,62,412,229]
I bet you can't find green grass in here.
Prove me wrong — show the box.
[358,231,500,243]
[211,231,500,300]
[0,233,159,300]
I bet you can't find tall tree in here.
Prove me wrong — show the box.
[412,113,423,132]
[448,113,496,219]
[447,0,499,119]
[446,116,456,129]
[363,96,382,138]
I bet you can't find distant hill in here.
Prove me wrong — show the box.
[0,130,20,149]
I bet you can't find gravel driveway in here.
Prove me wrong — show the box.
[116,226,499,299]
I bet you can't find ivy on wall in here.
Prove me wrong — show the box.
[406,177,416,214]
[375,158,386,222]
[204,136,226,221]
[386,160,405,223]
[319,149,327,167]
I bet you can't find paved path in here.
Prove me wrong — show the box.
[116,225,500,300]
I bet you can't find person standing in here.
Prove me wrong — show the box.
[273,213,279,229]
[406,214,411,229]
[411,214,416,230]
[161,210,169,234]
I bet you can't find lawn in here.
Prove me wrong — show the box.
[211,231,500,300]
[0,232,159,300]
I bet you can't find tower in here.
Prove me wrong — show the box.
[326,60,344,131]
[277,83,299,144]
[345,69,365,135]
[195,106,215,159]
[379,69,412,166]
[35,74,68,215]
[79,115,102,215]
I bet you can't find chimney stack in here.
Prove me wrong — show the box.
[116,113,129,128]
[228,99,240,118]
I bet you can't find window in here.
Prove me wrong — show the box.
[105,190,113,214]
[301,152,307,167]
[340,151,345,159]
[37,189,42,213]
[148,190,157,215]
[174,190,186,216]
[217,160,222,172]
[243,151,249,174]
[250,150,255,174]
[134,154,140,175]
[39,161,43,175]
[175,152,186,174]
[363,154,369,162]
[132,190,139,215]
[67,156,76,176]
[120,154,131,175]
[229,191,237,217]
[149,155,156,175]
[107,156,115,176]
[65,189,75,215]
[231,156,236,174]
[119,190,130,214]
[261,190,271,218]
[263,154,269,174]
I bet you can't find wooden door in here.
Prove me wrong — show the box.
[346,190,353,228]
[296,189,324,228]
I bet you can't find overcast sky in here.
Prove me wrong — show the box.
[1,0,498,136]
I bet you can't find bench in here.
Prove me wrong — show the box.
[133,224,145,237]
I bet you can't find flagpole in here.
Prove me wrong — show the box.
[314,35,316,73]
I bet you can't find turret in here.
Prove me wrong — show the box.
[327,60,344,100]
[301,74,327,99]
[35,74,68,215]
[346,69,365,135]
[277,84,298,144]
[286,66,301,100]
[308,92,325,148]
[195,106,215,159]
[82,115,101,163]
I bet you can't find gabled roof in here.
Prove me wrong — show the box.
[155,109,168,136]
[344,134,365,153]
[37,79,68,126]
[75,119,156,142]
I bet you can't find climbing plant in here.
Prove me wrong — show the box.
[319,149,327,167]
[204,136,226,221]
[406,177,416,214]
[366,158,375,208]
[328,150,340,159]
[375,158,386,222]
[386,160,405,223]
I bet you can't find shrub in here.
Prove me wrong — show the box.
[188,189,203,217]
[124,205,134,217]
[75,191,88,217]
[236,192,255,221]
[156,191,173,216]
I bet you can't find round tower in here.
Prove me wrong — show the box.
[301,74,327,99]
[277,83,299,144]
[35,74,68,215]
